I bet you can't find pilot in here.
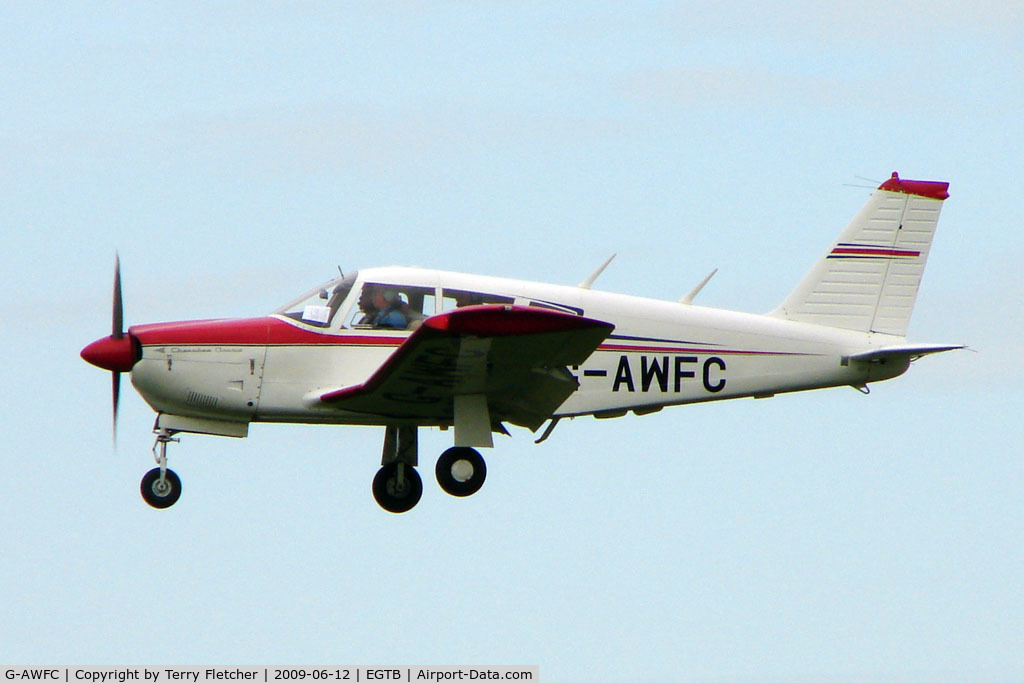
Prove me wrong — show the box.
[359,285,408,329]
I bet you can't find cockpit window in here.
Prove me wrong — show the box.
[274,271,359,328]
[348,283,436,330]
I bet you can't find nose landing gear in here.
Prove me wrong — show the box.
[141,429,182,509]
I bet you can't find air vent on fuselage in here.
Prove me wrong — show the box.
[186,390,219,409]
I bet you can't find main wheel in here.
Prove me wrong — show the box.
[140,467,182,509]
[372,462,423,513]
[435,446,487,497]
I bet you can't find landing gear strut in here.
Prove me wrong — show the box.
[141,429,182,509]
[373,425,422,513]
[371,427,490,512]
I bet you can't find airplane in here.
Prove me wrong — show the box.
[81,172,963,513]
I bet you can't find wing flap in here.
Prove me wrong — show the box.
[314,305,614,430]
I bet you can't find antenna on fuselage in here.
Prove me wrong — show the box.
[337,265,344,278]
[679,268,718,304]
[578,253,616,289]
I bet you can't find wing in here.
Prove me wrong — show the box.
[310,305,614,431]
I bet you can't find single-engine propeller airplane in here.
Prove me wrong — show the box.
[82,172,963,512]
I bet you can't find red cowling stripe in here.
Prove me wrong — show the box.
[129,317,403,347]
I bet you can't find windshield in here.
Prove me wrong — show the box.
[273,270,359,328]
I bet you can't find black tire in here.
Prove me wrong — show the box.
[435,446,487,497]
[140,467,182,509]
[372,463,423,513]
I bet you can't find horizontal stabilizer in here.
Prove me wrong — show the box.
[846,343,965,364]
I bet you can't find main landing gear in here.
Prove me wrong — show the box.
[372,426,488,513]
[135,424,486,512]
[435,446,487,498]
[140,429,182,508]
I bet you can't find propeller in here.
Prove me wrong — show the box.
[81,252,140,444]
[112,251,124,438]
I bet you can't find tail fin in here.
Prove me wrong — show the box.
[771,172,949,337]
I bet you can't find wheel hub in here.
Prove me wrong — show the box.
[450,459,475,482]
[387,477,411,498]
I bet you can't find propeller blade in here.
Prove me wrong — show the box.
[112,371,121,443]
[113,252,123,443]
[113,251,123,339]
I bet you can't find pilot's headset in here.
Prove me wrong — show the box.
[382,290,402,305]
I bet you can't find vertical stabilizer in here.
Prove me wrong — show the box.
[771,173,949,337]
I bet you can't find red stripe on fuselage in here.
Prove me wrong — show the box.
[129,317,404,347]
[129,317,817,357]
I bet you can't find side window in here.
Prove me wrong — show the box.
[526,300,584,316]
[441,289,583,316]
[348,283,436,330]
[441,288,514,312]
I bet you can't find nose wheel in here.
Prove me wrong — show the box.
[141,467,182,508]
[141,429,182,509]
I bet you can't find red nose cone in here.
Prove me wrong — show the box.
[81,334,139,372]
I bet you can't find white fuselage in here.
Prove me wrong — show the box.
[129,266,907,433]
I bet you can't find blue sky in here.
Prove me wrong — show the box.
[2,2,1021,680]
